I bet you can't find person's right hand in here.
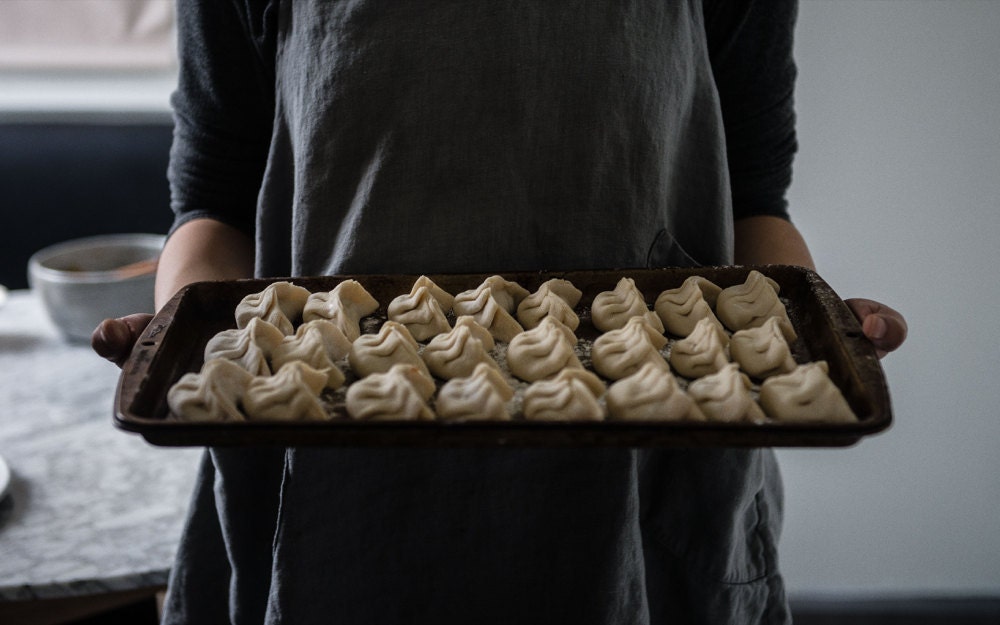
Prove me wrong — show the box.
[91,314,154,368]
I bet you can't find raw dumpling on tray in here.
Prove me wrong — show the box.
[163,269,864,432]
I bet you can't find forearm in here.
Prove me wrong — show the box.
[155,218,255,309]
[158,0,273,313]
[733,215,815,270]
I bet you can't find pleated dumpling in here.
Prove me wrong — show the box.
[654,275,725,338]
[345,363,437,421]
[591,316,669,381]
[408,275,455,308]
[270,319,350,389]
[669,316,730,379]
[348,321,431,379]
[606,362,705,422]
[591,277,664,333]
[387,276,454,341]
[716,270,796,340]
[167,358,255,422]
[422,316,498,380]
[759,361,856,423]
[522,369,606,422]
[686,363,766,423]
[235,281,312,336]
[474,275,530,312]
[303,280,380,342]
[243,361,329,421]
[435,362,514,421]
[506,316,582,382]
[452,275,528,342]
[516,279,582,331]
[203,317,286,376]
[729,316,797,380]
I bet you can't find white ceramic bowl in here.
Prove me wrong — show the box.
[28,233,165,342]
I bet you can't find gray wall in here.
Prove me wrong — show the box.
[777,0,1000,597]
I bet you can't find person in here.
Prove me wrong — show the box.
[93,1,907,623]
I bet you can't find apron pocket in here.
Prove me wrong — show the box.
[645,228,703,268]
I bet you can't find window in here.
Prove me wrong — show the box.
[0,0,175,70]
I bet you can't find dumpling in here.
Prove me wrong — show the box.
[729,316,797,380]
[422,316,498,380]
[590,316,670,381]
[591,277,664,333]
[606,362,705,422]
[506,316,582,382]
[759,361,857,423]
[516,278,582,331]
[243,361,329,421]
[410,275,455,310]
[522,369,606,422]
[167,358,254,422]
[203,317,286,376]
[387,284,451,342]
[348,321,431,379]
[686,275,723,307]
[302,280,380,342]
[466,275,530,312]
[654,275,725,338]
[387,276,453,341]
[235,281,312,336]
[686,363,767,423]
[345,363,437,421]
[435,362,514,421]
[668,316,730,379]
[715,270,796,340]
[452,276,527,342]
[270,319,351,389]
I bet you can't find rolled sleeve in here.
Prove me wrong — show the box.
[167,0,277,237]
[705,0,798,222]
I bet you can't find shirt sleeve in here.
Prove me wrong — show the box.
[167,0,278,236]
[704,0,798,222]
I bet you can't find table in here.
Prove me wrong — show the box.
[0,290,202,624]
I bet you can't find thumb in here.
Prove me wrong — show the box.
[845,298,907,358]
[91,313,154,368]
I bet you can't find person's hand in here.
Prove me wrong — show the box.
[91,314,154,368]
[844,298,907,359]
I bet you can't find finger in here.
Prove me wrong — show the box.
[845,298,908,358]
[91,314,153,367]
[92,318,127,364]
[120,313,154,342]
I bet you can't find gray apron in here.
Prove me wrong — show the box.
[164,2,789,623]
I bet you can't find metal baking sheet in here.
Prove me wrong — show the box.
[113,266,892,448]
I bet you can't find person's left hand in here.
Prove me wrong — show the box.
[844,298,908,358]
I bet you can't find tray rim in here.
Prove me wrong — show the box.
[113,264,893,448]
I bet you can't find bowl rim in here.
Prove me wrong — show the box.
[28,233,165,285]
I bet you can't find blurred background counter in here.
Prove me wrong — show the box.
[0,289,201,625]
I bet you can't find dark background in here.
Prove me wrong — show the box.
[1,122,174,289]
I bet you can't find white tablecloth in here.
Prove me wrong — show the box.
[0,290,202,601]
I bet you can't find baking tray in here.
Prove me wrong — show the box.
[114,266,892,448]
